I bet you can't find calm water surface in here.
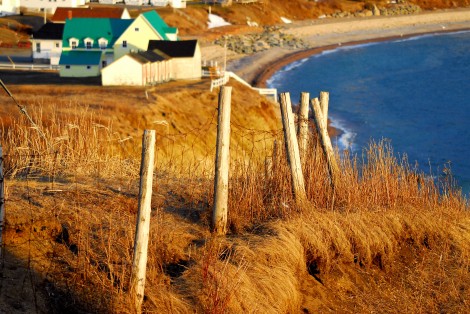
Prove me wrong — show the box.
[268,31,470,196]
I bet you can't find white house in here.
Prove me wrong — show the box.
[102,50,171,86]
[1,0,20,15]
[124,0,144,5]
[98,0,122,4]
[19,0,88,14]
[102,40,201,86]
[150,0,187,8]
[147,39,201,80]
[31,23,64,65]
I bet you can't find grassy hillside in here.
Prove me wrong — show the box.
[0,79,468,313]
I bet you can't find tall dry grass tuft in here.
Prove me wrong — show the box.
[1,101,141,181]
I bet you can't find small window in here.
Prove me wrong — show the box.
[36,43,41,53]
[86,41,92,49]
[65,65,70,69]
[122,40,127,48]
[98,38,108,50]
[71,41,77,49]
[55,42,60,48]
[135,27,139,32]
[87,65,91,70]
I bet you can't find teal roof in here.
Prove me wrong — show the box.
[59,50,103,65]
[62,18,133,49]
[141,10,177,40]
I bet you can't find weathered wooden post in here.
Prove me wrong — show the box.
[212,86,232,235]
[297,92,310,162]
[131,130,156,314]
[0,146,5,262]
[279,92,307,205]
[319,91,329,127]
[311,98,340,189]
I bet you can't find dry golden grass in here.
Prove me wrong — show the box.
[1,83,468,313]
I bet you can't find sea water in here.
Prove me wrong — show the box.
[268,31,470,196]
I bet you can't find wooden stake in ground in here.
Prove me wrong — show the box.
[297,92,310,162]
[0,146,5,262]
[131,130,156,313]
[311,98,340,189]
[319,91,329,127]
[279,92,307,205]
[212,86,232,235]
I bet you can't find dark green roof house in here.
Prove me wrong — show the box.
[59,10,179,78]
[59,18,132,77]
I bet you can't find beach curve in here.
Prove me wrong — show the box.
[223,8,470,87]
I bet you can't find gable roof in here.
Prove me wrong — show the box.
[59,51,103,65]
[147,40,198,58]
[141,10,177,41]
[129,50,169,64]
[51,7,128,23]
[32,23,64,40]
[62,18,133,49]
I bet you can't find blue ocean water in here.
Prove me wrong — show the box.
[268,31,470,196]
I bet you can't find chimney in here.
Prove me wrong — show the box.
[68,10,72,20]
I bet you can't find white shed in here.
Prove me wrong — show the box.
[147,39,201,80]
[102,51,171,86]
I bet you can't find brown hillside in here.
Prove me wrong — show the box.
[0,77,469,313]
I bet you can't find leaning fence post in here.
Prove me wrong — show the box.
[0,146,5,262]
[297,92,310,162]
[131,130,156,314]
[311,98,340,189]
[319,91,329,127]
[212,86,232,235]
[279,92,307,205]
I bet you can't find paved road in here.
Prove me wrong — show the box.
[0,69,101,85]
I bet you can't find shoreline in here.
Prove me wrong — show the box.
[221,8,470,87]
[252,27,470,88]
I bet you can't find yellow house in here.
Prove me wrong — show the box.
[113,10,178,60]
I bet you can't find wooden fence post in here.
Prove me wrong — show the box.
[297,92,310,162]
[0,146,5,262]
[279,92,307,205]
[319,91,329,127]
[311,98,340,189]
[212,86,232,235]
[131,130,156,314]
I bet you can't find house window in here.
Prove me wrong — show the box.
[71,40,78,49]
[55,42,60,48]
[122,40,127,48]
[86,41,92,49]
[36,43,41,53]
[135,27,139,32]
[87,65,91,70]
[65,65,70,69]
[99,42,107,50]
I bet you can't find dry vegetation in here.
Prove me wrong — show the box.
[0,80,468,313]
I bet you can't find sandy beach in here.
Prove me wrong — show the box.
[204,8,470,87]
